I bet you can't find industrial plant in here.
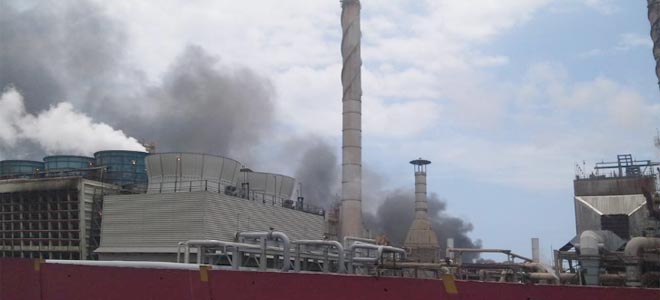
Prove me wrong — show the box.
[0,0,659,299]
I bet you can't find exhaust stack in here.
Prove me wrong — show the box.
[404,158,440,262]
[649,0,660,88]
[339,0,363,238]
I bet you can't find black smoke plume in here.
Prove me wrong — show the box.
[364,189,482,261]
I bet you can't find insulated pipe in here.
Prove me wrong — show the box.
[624,237,660,286]
[340,0,363,239]
[237,231,291,271]
[182,240,257,266]
[578,230,603,286]
[446,248,533,262]
[293,240,345,273]
[343,236,376,248]
[348,242,406,273]
[176,242,185,263]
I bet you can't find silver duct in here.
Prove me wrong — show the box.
[649,0,660,87]
[340,0,363,238]
[578,230,603,286]
[624,237,660,286]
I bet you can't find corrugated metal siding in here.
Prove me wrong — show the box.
[99,191,324,253]
[576,195,646,215]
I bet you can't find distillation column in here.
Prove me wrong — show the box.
[340,0,363,238]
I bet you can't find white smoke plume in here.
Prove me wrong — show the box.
[0,87,145,159]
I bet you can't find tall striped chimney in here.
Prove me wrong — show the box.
[649,0,660,88]
[340,0,363,238]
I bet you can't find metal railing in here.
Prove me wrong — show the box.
[148,180,325,216]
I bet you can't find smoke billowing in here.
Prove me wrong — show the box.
[364,189,482,261]
[0,0,274,161]
[0,87,145,158]
[1,0,482,256]
[294,139,340,208]
[0,1,129,114]
[291,142,482,259]
[132,46,274,157]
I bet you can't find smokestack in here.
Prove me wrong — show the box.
[531,238,540,263]
[340,0,363,238]
[649,0,660,88]
[411,158,431,219]
[404,158,440,262]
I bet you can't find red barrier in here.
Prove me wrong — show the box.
[0,258,658,300]
[40,264,210,300]
[0,258,41,300]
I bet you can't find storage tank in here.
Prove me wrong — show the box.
[145,152,242,193]
[94,150,148,189]
[0,160,45,178]
[43,155,95,176]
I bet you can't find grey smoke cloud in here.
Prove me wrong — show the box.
[292,142,482,259]
[130,45,275,158]
[364,189,482,261]
[0,0,129,113]
[294,139,340,208]
[0,0,274,161]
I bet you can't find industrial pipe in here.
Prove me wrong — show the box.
[446,248,533,263]
[293,240,345,273]
[237,231,291,271]
[578,230,603,286]
[182,239,258,268]
[624,237,660,286]
[348,242,406,273]
[343,236,376,248]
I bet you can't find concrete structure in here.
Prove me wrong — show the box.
[340,0,363,239]
[403,159,440,262]
[96,191,325,261]
[649,0,660,87]
[0,177,119,260]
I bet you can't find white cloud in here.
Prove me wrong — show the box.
[580,33,653,58]
[583,0,619,15]
[616,33,653,51]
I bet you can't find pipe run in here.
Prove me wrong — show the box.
[348,242,406,273]
[343,236,376,248]
[446,248,533,263]
[237,231,291,272]
[293,240,345,273]
[624,237,660,286]
[182,239,259,270]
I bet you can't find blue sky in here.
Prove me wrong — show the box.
[3,0,658,261]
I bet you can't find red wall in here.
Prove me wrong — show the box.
[1,258,658,300]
